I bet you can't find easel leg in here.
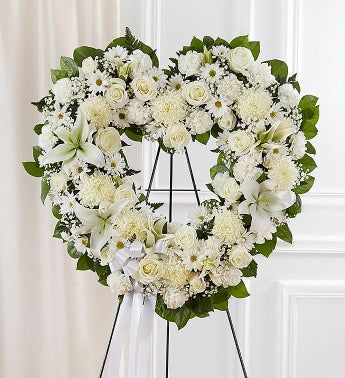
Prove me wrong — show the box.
[99,300,122,378]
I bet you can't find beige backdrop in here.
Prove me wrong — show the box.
[0,1,121,377]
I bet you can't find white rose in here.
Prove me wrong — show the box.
[105,79,128,108]
[291,131,306,160]
[52,78,73,104]
[94,127,121,155]
[114,182,138,207]
[278,83,299,108]
[50,172,68,193]
[228,47,254,74]
[212,172,241,204]
[227,130,254,155]
[187,110,213,134]
[229,245,252,268]
[131,76,158,101]
[163,123,191,150]
[218,110,236,130]
[81,57,98,75]
[167,221,183,234]
[188,272,206,294]
[182,81,210,106]
[178,51,203,76]
[136,255,162,284]
[99,246,114,265]
[107,271,133,295]
[174,225,197,250]
[163,287,189,309]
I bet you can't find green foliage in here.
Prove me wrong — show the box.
[31,97,48,112]
[298,154,317,173]
[32,146,43,163]
[306,141,316,155]
[50,69,68,83]
[288,73,300,93]
[190,36,204,52]
[195,131,210,145]
[286,194,302,217]
[241,260,258,277]
[33,124,44,135]
[40,179,50,204]
[77,253,95,271]
[209,163,228,179]
[60,56,78,76]
[265,59,288,81]
[276,223,293,244]
[73,46,104,66]
[52,204,61,219]
[229,35,260,59]
[67,242,83,259]
[299,95,319,140]
[22,161,44,177]
[125,128,143,142]
[254,235,277,257]
[293,176,315,194]
[53,221,62,239]
[203,36,215,48]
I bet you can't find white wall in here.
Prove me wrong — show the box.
[120,0,345,377]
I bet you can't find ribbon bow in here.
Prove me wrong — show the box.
[109,240,144,277]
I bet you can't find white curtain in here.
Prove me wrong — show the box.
[0,1,121,377]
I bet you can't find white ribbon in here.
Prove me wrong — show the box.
[109,240,144,277]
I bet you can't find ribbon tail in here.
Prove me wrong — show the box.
[104,294,133,378]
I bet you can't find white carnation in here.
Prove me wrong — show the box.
[217,74,243,102]
[278,83,300,108]
[291,131,306,160]
[52,78,73,104]
[212,210,245,246]
[81,57,98,75]
[212,264,242,288]
[50,172,68,193]
[129,50,153,77]
[187,110,213,134]
[233,154,263,182]
[178,50,203,76]
[38,126,58,151]
[127,99,151,125]
[107,271,133,296]
[163,287,189,309]
[247,62,276,88]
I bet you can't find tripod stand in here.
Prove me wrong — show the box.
[99,145,249,378]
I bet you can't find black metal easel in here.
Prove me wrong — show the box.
[99,145,248,378]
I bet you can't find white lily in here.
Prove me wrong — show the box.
[74,201,128,256]
[238,179,296,234]
[42,110,104,168]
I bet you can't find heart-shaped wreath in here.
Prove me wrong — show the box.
[23,28,318,329]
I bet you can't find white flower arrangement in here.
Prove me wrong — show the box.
[23,30,318,329]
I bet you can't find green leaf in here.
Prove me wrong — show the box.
[40,179,50,204]
[213,300,229,311]
[293,176,315,194]
[31,97,48,112]
[50,69,68,84]
[188,295,214,313]
[22,161,44,177]
[155,295,177,322]
[52,204,61,219]
[231,281,250,298]
[206,183,215,193]
[73,46,103,66]
[67,242,83,259]
[53,221,62,239]
[306,141,316,155]
[209,164,227,179]
[265,59,288,81]
[229,35,249,48]
[33,124,44,135]
[175,306,193,330]
[299,95,318,110]
[212,286,232,304]
[60,56,78,76]
[77,254,95,271]
[190,36,204,52]
[286,193,302,217]
[138,42,159,67]
[125,128,143,142]
[298,154,317,173]
[255,235,277,257]
[241,260,258,277]
[214,37,230,47]
[203,36,214,48]
[248,41,260,59]
[32,146,43,163]
[301,119,318,139]
[276,223,293,244]
[195,131,210,145]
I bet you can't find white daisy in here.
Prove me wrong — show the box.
[169,74,185,91]
[66,159,90,181]
[74,236,89,254]
[200,63,225,84]
[267,103,285,124]
[180,247,204,271]
[87,70,110,93]
[104,153,126,175]
[211,45,231,61]
[48,104,71,128]
[149,67,167,87]
[188,205,209,227]
[109,235,129,251]
[104,46,129,62]
[59,193,76,214]
[112,108,130,129]
[206,96,230,118]
[146,121,165,139]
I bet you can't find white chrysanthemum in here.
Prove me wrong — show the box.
[129,49,153,77]
[178,50,203,76]
[52,78,73,104]
[104,153,126,175]
[163,287,189,309]
[152,91,187,126]
[278,83,299,108]
[87,70,110,94]
[268,156,299,191]
[217,74,243,102]
[246,62,276,88]
[112,108,130,129]
[126,99,151,125]
[161,254,189,288]
[188,205,209,227]
[211,45,231,60]
[83,97,112,128]
[206,96,230,118]
[187,110,213,134]
[169,74,185,91]
[212,210,245,245]
[107,271,133,296]
[38,125,58,151]
[78,172,116,207]
[200,63,225,84]
[236,88,272,122]
[104,46,129,61]
[291,131,306,160]
[115,209,149,241]
[233,154,262,182]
